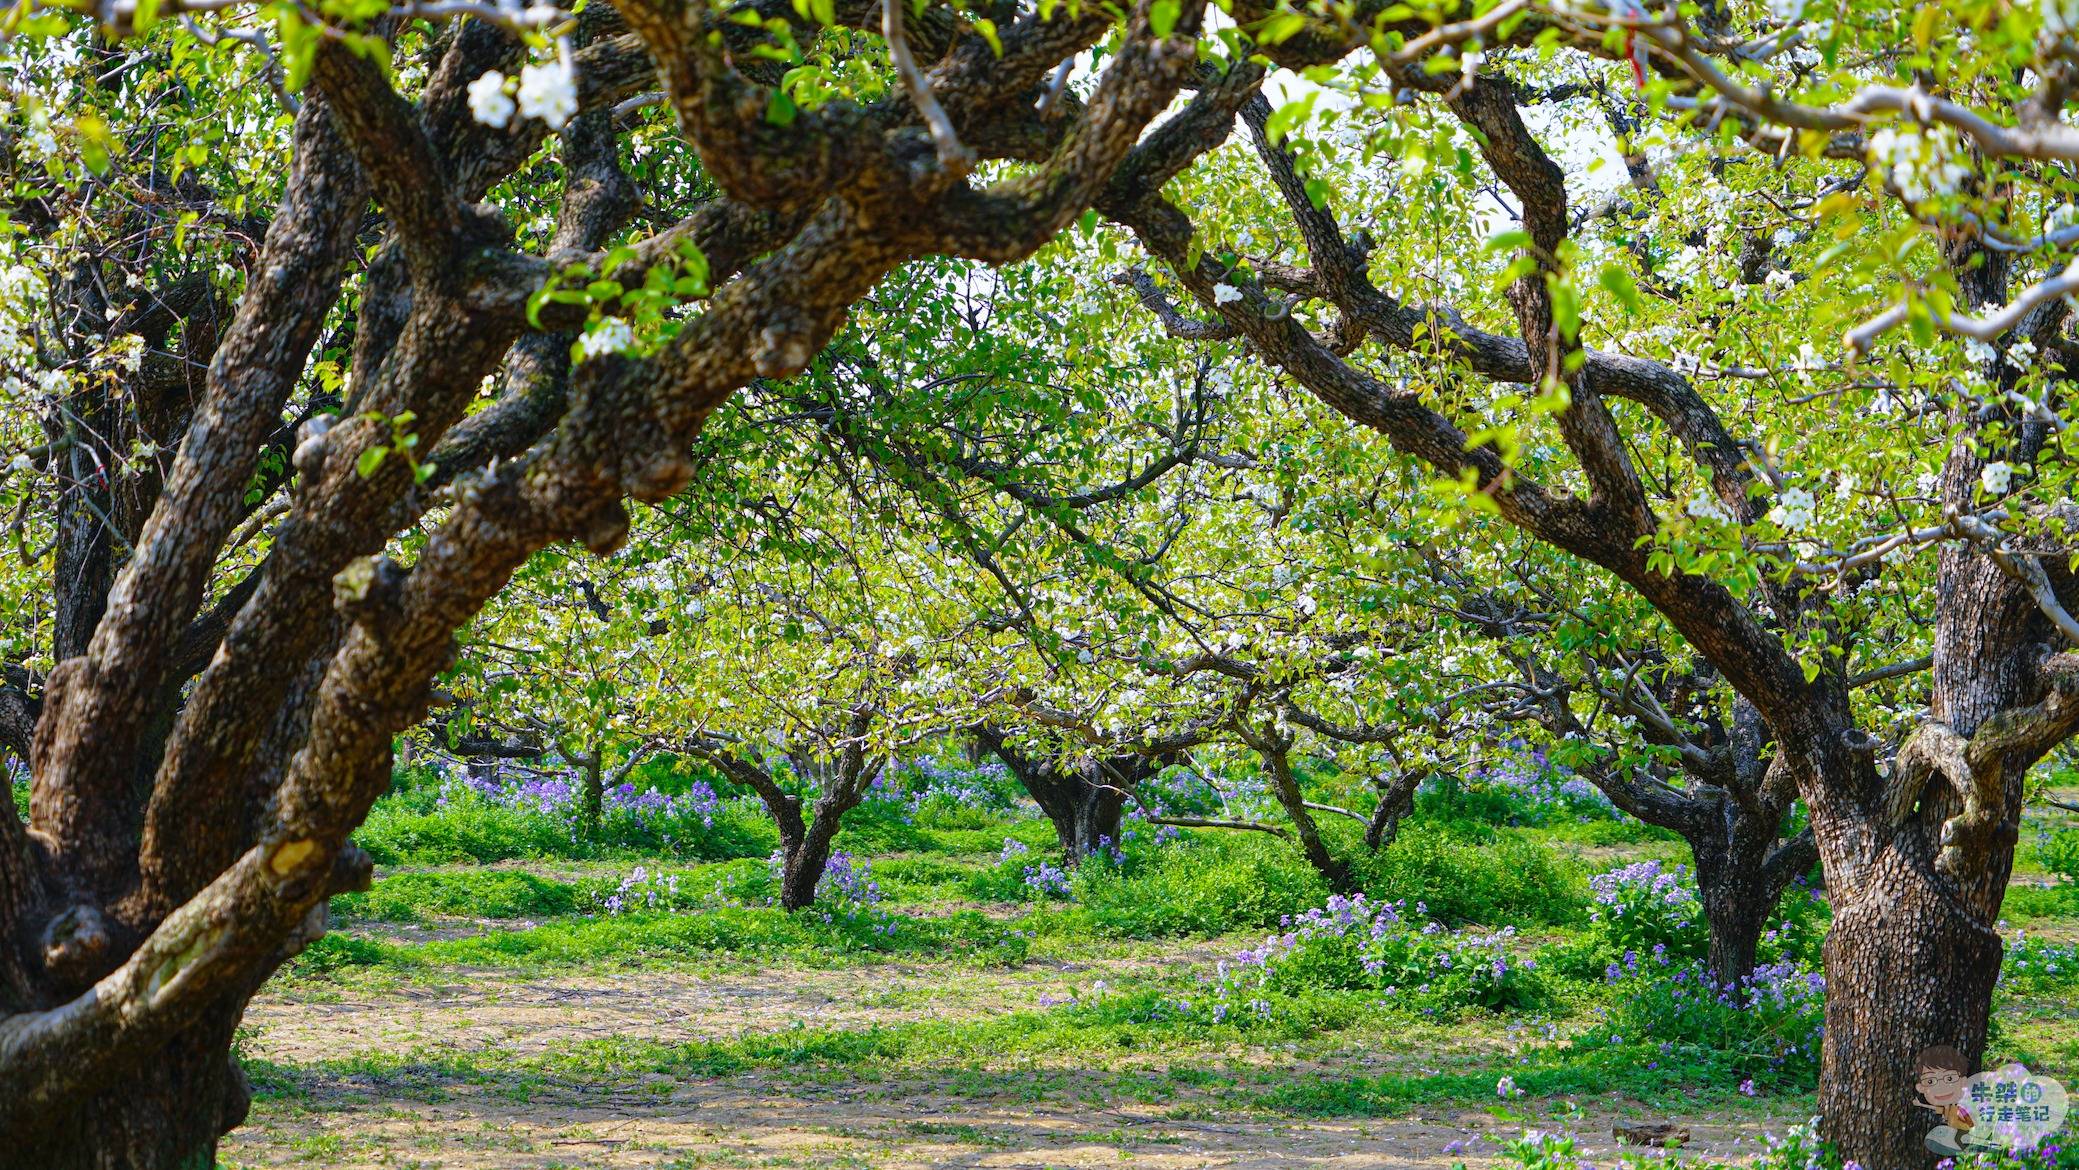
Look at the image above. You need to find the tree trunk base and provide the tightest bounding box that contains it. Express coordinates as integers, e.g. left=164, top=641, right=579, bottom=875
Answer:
left=7, top=1007, right=248, bottom=1170
left=1820, top=863, right=2003, bottom=1170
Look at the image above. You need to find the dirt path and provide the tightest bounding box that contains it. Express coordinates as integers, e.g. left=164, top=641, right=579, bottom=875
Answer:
left=231, top=958, right=1804, bottom=1169
left=223, top=1067, right=1807, bottom=1169
left=244, top=953, right=1220, bottom=1066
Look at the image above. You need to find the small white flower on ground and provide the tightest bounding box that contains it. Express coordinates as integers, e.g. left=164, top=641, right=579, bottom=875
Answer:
left=577, top=317, right=634, bottom=360
left=468, top=70, right=515, bottom=129
left=1981, top=461, right=2014, bottom=496
left=1213, top=282, right=1242, bottom=305
left=1768, top=486, right=1817, bottom=532
left=517, top=57, right=579, bottom=130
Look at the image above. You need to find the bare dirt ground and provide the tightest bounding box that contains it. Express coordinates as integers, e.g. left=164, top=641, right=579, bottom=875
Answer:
left=223, top=1064, right=1807, bottom=1169
left=226, top=962, right=1807, bottom=1169
left=241, top=952, right=1224, bottom=1064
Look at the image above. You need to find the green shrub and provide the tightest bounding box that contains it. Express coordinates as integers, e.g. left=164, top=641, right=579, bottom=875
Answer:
left=1352, top=823, right=1585, bottom=927
left=2002, top=883, right=2078, bottom=921
left=1072, top=832, right=1330, bottom=938
left=1584, top=859, right=1708, bottom=965
left=352, top=791, right=776, bottom=865
left=1198, top=892, right=1549, bottom=1020
left=1573, top=955, right=1825, bottom=1090
left=332, top=870, right=578, bottom=922
left=2001, top=933, right=2079, bottom=995
left=292, top=933, right=392, bottom=974
left=2037, top=827, right=2079, bottom=885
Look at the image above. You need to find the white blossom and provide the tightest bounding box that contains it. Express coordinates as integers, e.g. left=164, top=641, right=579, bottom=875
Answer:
left=1868, top=126, right=1971, bottom=204
left=1213, top=282, right=1243, bottom=305
left=1768, top=486, right=1817, bottom=532
left=517, top=56, right=578, bottom=130
left=1686, top=493, right=1731, bottom=524
left=1916, top=472, right=1940, bottom=496
left=1769, top=0, right=1805, bottom=21
left=577, top=316, right=634, bottom=360
left=1964, top=337, right=1999, bottom=365
left=1661, top=245, right=1703, bottom=286
left=468, top=70, right=515, bottom=129
left=1980, top=460, right=2013, bottom=496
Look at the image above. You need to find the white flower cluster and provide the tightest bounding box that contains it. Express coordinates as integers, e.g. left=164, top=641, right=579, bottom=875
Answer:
left=1980, top=460, right=2014, bottom=496
left=1685, top=493, right=1732, bottom=524
left=519, top=60, right=579, bottom=129
left=1213, top=282, right=1243, bottom=305
left=470, top=54, right=579, bottom=131
left=468, top=70, right=515, bottom=129
left=1768, top=485, right=1817, bottom=532
left=1867, top=125, right=1971, bottom=204
left=577, top=316, right=634, bottom=360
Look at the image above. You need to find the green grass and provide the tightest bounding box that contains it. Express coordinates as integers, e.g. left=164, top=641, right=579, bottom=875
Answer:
left=295, top=903, right=1029, bottom=976
left=2002, top=883, right=2078, bottom=921
left=232, top=763, right=2079, bottom=1170
left=332, top=870, right=579, bottom=922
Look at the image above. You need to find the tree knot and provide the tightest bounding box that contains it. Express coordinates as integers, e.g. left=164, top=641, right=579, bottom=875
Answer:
left=333, top=556, right=409, bottom=628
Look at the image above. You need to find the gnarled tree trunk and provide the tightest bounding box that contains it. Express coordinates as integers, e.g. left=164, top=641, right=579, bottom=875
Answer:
left=10, top=1001, right=251, bottom=1170
left=978, top=725, right=1175, bottom=863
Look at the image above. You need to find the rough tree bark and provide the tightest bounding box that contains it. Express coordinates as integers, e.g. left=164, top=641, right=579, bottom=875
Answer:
left=0, top=0, right=1206, bottom=1159
left=976, top=724, right=1173, bottom=862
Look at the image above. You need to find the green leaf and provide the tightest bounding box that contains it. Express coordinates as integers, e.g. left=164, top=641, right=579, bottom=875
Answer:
left=1598, top=263, right=1641, bottom=313
left=1256, top=10, right=1306, bottom=45
left=355, top=446, right=389, bottom=479
left=1149, top=0, right=1179, bottom=38
left=972, top=16, right=1004, bottom=55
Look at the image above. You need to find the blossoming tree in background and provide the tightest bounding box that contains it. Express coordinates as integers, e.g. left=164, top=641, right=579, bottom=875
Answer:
left=1106, top=2, right=2079, bottom=1163
left=0, top=0, right=1225, bottom=1155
